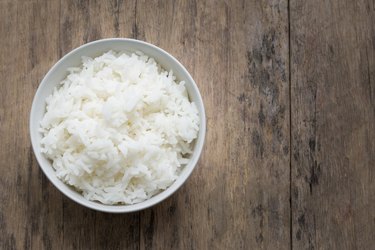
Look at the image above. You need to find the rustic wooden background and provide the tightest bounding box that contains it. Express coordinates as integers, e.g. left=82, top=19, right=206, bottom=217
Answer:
left=0, top=0, right=374, bottom=249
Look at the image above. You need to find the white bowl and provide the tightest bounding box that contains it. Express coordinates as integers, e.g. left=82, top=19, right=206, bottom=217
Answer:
left=30, top=38, right=206, bottom=213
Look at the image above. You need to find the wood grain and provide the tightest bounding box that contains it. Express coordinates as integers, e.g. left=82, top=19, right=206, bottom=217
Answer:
left=0, top=0, right=374, bottom=249
left=290, top=0, right=375, bottom=249
left=137, top=0, right=290, bottom=249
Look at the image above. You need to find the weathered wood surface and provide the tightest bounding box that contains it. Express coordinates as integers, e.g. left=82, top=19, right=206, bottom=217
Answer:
left=290, top=0, right=375, bottom=249
left=137, top=1, right=290, bottom=249
left=0, top=0, right=373, bottom=249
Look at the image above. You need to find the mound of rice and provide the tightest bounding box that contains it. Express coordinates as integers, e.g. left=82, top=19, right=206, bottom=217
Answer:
left=40, top=50, right=199, bottom=205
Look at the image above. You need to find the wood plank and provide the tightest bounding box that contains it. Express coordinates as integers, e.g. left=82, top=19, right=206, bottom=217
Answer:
left=290, top=0, right=375, bottom=249
left=137, top=1, right=290, bottom=249
left=0, top=0, right=140, bottom=249
left=0, top=1, right=62, bottom=249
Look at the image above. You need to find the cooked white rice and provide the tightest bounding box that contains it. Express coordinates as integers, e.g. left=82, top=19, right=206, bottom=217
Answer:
left=40, top=50, right=199, bottom=205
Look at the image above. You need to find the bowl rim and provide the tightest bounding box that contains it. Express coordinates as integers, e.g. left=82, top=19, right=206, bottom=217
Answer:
left=29, top=38, right=206, bottom=213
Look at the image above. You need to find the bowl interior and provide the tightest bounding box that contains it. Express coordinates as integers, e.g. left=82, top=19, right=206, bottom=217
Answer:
left=30, top=39, right=206, bottom=213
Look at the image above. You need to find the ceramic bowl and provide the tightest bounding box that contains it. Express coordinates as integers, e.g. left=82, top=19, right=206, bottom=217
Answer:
left=30, top=38, right=206, bottom=213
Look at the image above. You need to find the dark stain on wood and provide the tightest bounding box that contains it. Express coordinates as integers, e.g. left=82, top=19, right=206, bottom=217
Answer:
left=296, top=229, right=302, bottom=241
left=283, top=144, right=289, bottom=155
left=255, top=233, right=264, bottom=244
left=247, top=27, right=288, bottom=157
left=41, top=174, right=49, bottom=203
left=293, top=186, right=298, bottom=199
left=293, top=145, right=300, bottom=161
left=0, top=212, right=16, bottom=250
left=251, top=204, right=264, bottom=219
left=132, top=22, right=138, bottom=39
left=132, top=0, right=138, bottom=39
left=76, top=0, right=89, bottom=11
left=167, top=203, right=177, bottom=216
left=308, top=138, right=315, bottom=152
left=297, top=214, right=305, bottom=228
left=252, top=204, right=264, bottom=245
left=143, top=210, right=155, bottom=249
left=258, top=102, right=265, bottom=126
left=237, top=93, right=246, bottom=103
left=305, top=161, right=321, bottom=194
left=271, top=105, right=285, bottom=143
left=252, top=130, right=264, bottom=158
left=249, top=28, right=287, bottom=88
left=262, top=29, right=276, bottom=60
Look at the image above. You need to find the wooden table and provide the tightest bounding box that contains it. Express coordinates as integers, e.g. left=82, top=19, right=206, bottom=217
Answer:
left=1, top=0, right=374, bottom=249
